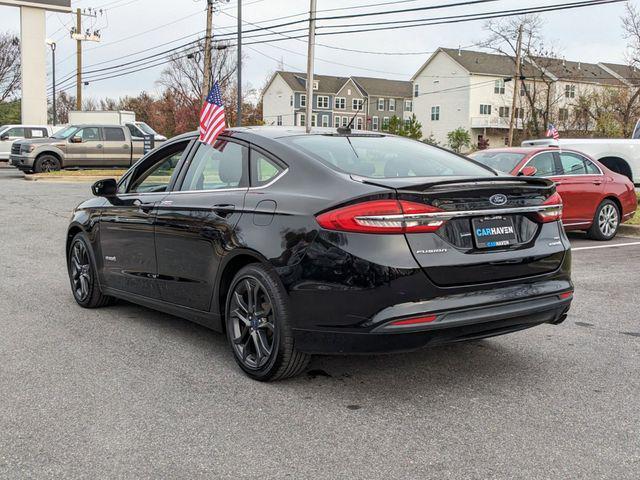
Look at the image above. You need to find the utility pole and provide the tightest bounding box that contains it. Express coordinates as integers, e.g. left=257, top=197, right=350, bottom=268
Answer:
left=508, top=24, right=523, bottom=147
left=46, top=40, right=57, bottom=125
left=305, top=0, right=317, bottom=134
left=237, top=0, right=242, bottom=127
left=76, top=8, right=82, bottom=110
left=203, top=0, right=214, bottom=98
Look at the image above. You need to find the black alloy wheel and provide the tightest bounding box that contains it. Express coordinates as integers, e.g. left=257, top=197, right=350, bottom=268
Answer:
left=67, top=233, right=113, bottom=308
left=225, top=264, right=310, bottom=381
left=35, top=155, right=61, bottom=173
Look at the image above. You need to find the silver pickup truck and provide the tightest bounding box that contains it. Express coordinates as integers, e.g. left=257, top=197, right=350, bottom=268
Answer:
left=10, top=124, right=160, bottom=173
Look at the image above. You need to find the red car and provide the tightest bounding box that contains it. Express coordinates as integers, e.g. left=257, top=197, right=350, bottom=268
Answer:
left=470, top=147, right=637, bottom=240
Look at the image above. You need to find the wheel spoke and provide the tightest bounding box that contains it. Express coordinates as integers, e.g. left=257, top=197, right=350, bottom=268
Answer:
left=256, top=330, right=272, bottom=357
left=244, top=280, right=255, bottom=311
left=232, top=309, right=250, bottom=327
left=234, top=291, right=249, bottom=313
left=258, top=321, right=274, bottom=332
left=255, top=302, right=272, bottom=318
left=80, top=275, right=89, bottom=298
left=233, top=326, right=250, bottom=345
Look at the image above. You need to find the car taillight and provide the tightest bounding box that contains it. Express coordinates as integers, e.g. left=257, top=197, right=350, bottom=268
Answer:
left=537, top=192, right=563, bottom=223
left=316, top=199, right=445, bottom=234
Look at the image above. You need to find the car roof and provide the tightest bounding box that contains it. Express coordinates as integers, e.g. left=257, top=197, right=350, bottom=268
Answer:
left=179, top=126, right=389, bottom=143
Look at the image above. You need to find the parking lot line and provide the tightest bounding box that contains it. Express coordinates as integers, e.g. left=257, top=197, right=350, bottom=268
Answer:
left=573, top=241, right=640, bottom=251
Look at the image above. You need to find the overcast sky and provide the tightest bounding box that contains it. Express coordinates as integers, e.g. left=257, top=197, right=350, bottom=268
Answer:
left=0, top=0, right=633, bottom=101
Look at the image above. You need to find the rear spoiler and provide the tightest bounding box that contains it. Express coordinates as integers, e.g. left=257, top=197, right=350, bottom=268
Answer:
left=352, top=175, right=554, bottom=191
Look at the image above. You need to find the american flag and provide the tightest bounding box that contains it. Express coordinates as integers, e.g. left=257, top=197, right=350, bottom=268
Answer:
left=199, top=81, right=226, bottom=145
left=546, top=123, right=560, bottom=140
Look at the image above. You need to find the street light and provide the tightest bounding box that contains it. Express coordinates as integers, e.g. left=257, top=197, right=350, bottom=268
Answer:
left=46, top=39, right=57, bottom=126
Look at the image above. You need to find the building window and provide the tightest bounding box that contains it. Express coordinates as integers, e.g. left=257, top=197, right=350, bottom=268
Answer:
left=372, top=116, right=379, bottom=131
left=504, top=137, right=509, bottom=146
left=404, top=117, right=411, bottom=129
left=299, top=113, right=306, bottom=127
left=300, top=94, right=306, bottom=107
left=317, top=95, right=329, bottom=108
left=290, top=95, right=293, bottom=106
left=311, top=114, right=317, bottom=127
left=405, top=100, right=412, bottom=112
left=356, top=117, right=363, bottom=130
left=378, top=98, right=385, bottom=110
left=313, top=80, right=319, bottom=90
left=479, top=104, right=492, bottom=115
left=342, top=117, right=349, bottom=127
left=515, top=107, right=524, bottom=119
left=389, top=99, right=396, bottom=112
left=431, top=106, right=440, bottom=121
left=494, top=79, right=506, bottom=94
left=335, top=97, right=346, bottom=110
left=353, top=98, right=364, bottom=111
left=565, top=84, right=576, bottom=98
left=520, top=84, right=528, bottom=97
left=559, top=108, right=569, bottom=121
left=277, top=115, right=282, bottom=126
left=499, top=106, right=510, bottom=118
left=334, top=115, right=340, bottom=128
left=414, top=84, right=419, bottom=98
left=382, top=117, right=390, bottom=131
left=322, top=115, right=329, bottom=127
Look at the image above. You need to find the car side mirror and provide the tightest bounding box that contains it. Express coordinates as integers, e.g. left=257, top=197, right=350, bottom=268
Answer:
left=70, top=136, right=83, bottom=144
left=92, top=178, right=118, bottom=197
left=519, top=166, right=538, bottom=177
left=0, top=135, right=8, bottom=141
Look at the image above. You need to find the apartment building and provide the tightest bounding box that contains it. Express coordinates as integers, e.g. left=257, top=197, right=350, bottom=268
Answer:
left=262, top=71, right=413, bottom=131
left=412, top=48, right=629, bottom=148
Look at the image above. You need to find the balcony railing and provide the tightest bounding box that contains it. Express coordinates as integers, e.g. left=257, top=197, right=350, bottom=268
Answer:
left=470, top=116, right=524, bottom=129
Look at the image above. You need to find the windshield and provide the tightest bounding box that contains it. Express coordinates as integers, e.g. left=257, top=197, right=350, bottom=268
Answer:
left=281, top=135, right=494, bottom=178
left=52, top=126, right=78, bottom=139
left=136, top=122, right=157, bottom=135
left=469, top=151, right=526, bottom=174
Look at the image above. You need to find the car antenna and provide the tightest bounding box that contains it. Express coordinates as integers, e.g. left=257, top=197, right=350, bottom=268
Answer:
left=337, top=101, right=363, bottom=135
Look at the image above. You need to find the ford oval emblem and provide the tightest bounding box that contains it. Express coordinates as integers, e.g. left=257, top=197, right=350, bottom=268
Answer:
left=490, top=194, right=508, bottom=206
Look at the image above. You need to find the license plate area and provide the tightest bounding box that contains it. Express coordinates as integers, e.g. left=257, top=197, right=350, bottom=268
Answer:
left=472, top=215, right=517, bottom=249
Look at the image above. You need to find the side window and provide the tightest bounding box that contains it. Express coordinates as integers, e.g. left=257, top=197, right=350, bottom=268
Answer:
left=5, top=127, right=25, bottom=138
left=126, top=124, right=140, bottom=138
left=559, top=152, right=587, bottom=175
left=104, top=127, right=126, bottom=142
left=584, top=159, right=601, bottom=175
left=28, top=128, right=46, bottom=139
left=125, top=143, right=189, bottom=194
left=252, top=150, right=284, bottom=187
left=180, top=140, right=247, bottom=191
left=75, top=127, right=101, bottom=142
left=528, top=152, right=559, bottom=177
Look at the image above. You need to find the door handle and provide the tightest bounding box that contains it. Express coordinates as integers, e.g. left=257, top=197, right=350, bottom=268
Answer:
left=96, top=144, right=103, bottom=149
left=123, top=144, right=130, bottom=149
left=212, top=204, right=235, bottom=218
left=133, top=199, right=155, bottom=213
left=593, top=181, right=602, bottom=185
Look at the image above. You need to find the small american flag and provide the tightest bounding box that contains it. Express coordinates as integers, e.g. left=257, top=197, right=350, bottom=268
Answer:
left=546, top=123, right=560, bottom=140
left=199, top=81, right=226, bottom=145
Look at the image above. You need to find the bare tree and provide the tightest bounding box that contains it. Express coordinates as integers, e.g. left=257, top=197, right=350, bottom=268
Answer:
left=0, top=32, right=21, bottom=102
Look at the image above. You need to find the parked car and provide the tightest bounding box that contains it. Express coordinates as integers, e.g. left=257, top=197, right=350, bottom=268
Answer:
left=10, top=124, right=162, bottom=173
left=0, top=125, right=54, bottom=161
left=470, top=147, right=637, bottom=240
left=68, top=111, right=167, bottom=142
left=521, top=138, right=640, bottom=186
left=66, top=127, right=573, bottom=381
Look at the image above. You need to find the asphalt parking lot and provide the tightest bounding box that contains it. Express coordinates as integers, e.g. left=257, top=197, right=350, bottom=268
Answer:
left=0, top=164, right=639, bottom=479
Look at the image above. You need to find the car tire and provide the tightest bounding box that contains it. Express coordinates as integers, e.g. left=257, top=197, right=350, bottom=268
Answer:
left=67, top=232, right=114, bottom=308
left=225, top=264, right=310, bottom=381
left=34, top=154, right=61, bottom=173
left=587, top=199, right=620, bottom=241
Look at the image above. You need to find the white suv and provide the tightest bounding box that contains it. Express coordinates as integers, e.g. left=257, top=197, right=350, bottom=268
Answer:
left=0, top=125, right=54, bottom=161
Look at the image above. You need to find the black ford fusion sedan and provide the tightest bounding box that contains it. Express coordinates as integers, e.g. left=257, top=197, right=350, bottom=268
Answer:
left=66, top=127, right=573, bottom=381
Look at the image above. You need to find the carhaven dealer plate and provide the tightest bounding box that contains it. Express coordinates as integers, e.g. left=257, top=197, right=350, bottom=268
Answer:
left=472, top=216, right=517, bottom=249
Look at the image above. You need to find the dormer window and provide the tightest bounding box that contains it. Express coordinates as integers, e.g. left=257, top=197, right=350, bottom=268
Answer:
left=313, top=81, right=319, bottom=90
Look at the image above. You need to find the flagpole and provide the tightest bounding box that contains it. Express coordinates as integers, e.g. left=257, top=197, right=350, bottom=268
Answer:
left=305, top=0, right=317, bottom=134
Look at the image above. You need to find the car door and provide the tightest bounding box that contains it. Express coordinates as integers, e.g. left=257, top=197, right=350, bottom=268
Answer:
left=67, top=127, right=104, bottom=167
left=102, top=127, right=132, bottom=167
left=0, top=127, right=26, bottom=158
left=154, top=138, right=249, bottom=311
left=555, top=151, right=605, bottom=225
left=98, top=140, right=189, bottom=299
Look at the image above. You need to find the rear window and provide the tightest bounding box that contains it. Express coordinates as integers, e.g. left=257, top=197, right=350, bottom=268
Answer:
left=470, top=151, right=526, bottom=174
left=281, top=135, right=494, bottom=178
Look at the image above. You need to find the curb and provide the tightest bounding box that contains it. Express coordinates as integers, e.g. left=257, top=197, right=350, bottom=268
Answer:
left=619, top=224, right=640, bottom=237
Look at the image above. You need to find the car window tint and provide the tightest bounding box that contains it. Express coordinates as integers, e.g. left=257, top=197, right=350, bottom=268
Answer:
left=104, top=128, right=126, bottom=142
left=76, top=127, right=101, bottom=142
left=253, top=151, right=283, bottom=186
left=281, top=135, right=493, bottom=178
left=129, top=152, right=182, bottom=193
left=584, top=159, right=601, bottom=175
left=5, top=127, right=25, bottom=137
left=470, top=152, right=526, bottom=174
left=527, top=152, right=558, bottom=177
left=559, top=153, right=587, bottom=175
left=181, top=140, right=246, bottom=191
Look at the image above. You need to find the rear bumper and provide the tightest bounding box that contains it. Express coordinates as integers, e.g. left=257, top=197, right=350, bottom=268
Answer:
left=293, top=284, right=572, bottom=354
